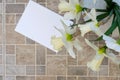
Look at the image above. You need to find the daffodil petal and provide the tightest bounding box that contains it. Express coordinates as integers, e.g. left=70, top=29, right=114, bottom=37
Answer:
left=69, top=0, right=79, bottom=6
left=85, top=39, right=98, bottom=51
left=85, top=8, right=97, bottom=22
left=90, top=23, right=103, bottom=36
left=51, top=36, right=64, bottom=51
left=104, top=53, right=120, bottom=64
left=87, top=53, right=104, bottom=71
left=73, top=38, right=82, bottom=51
left=65, top=42, right=76, bottom=58
left=64, top=12, right=76, bottom=20
left=78, top=24, right=91, bottom=37
left=103, top=35, right=116, bottom=42
left=58, top=0, right=71, bottom=13
left=61, top=20, right=76, bottom=34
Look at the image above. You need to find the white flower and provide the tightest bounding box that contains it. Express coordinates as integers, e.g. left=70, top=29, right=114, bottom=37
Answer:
left=55, top=20, right=82, bottom=58
left=78, top=8, right=103, bottom=37
left=58, top=0, right=82, bottom=22
left=85, top=39, right=120, bottom=71
left=103, top=35, right=120, bottom=52
left=113, top=0, right=120, bottom=6
left=51, top=36, right=64, bottom=51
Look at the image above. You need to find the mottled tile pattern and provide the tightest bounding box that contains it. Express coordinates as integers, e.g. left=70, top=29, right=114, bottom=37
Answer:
left=6, top=4, right=25, bottom=13
left=0, top=0, right=118, bottom=80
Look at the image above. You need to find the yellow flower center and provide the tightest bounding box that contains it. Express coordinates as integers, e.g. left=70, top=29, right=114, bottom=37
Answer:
left=75, top=4, right=82, bottom=13
left=95, top=23, right=100, bottom=27
left=65, top=33, right=73, bottom=41
left=98, top=46, right=107, bottom=54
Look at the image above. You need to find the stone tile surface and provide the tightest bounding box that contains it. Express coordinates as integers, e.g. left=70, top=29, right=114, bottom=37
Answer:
left=47, top=56, right=66, bottom=75
left=6, top=4, right=25, bottom=13
left=6, top=25, right=25, bottom=44
left=16, top=45, right=35, bottom=65
left=0, top=0, right=119, bottom=80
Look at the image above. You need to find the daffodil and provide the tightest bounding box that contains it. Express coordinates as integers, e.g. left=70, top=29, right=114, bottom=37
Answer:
left=78, top=8, right=103, bottom=37
left=85, top=39, right=120, bottom=71
left=103, top=35, right=120, bottom=52
left=58, top=0, right=83, bottom=23
left=51, top=36, right=64, bottom=51
left=54, top=20, right=82, bottom=58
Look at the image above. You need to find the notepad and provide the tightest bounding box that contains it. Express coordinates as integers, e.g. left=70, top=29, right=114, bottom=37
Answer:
left=15, top=0, right=72, bottom=52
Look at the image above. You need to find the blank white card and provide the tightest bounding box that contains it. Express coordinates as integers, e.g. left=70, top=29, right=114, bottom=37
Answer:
left=15, top=0, right=72, bottom=52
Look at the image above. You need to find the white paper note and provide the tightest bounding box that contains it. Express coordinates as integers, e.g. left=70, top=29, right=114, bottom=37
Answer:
left=15, top=0, right=72, bottom=52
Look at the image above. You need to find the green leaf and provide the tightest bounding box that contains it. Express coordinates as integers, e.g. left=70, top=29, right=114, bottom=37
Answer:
left=104, top=0, right=112, bottom=7
left=97, top=12, right=109, bottom=21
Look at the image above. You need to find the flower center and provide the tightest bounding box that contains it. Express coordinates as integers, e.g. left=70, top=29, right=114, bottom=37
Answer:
left=75, top=4, right=82, bottom=13
left=116, top=39, right=120, bottom=45
left=65, top=33, right=73, bottom=41
left=95, top=23, right=100, bottom=27
left=98, top=46, right=107, bottom=54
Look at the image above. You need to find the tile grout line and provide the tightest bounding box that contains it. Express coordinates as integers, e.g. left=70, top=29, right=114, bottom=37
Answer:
left=3, top=0, right=6, bottom=79
left=1, top=1, right=4, bottom=80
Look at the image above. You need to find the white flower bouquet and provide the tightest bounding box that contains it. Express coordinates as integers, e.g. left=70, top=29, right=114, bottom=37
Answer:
left=51, top=0, right=120, bottom=71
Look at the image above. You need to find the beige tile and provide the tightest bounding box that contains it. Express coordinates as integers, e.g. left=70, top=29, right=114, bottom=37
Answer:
left=0, top=76, right=3, bottom=80
left=99, top=77, right=118, bottom=80
left=0, top=4, right=2, bottom=13
left=78, top=77, right=97, bottom=80
left=47, top=0, right=59, bottom=13
left=109, top=61, right=120, bottom=76
left=57, top=76, right=66, bottom=80
left=37, top=0, right=46, bottom=3
left=26, top=66, right=35, bottom=75
left=88, top=69, right=99, bottom=77
left=78, top=45, right=95, bottom=65
left=0, top=45, right=2, bottom=54
left=16, top=0, right=28, bottom=3
left=0, top=25, right=2, bottom=44
left=6, top=66, right=26, bottom=75
left=0, top=65, right=3, bottom=74
left=36, top=66, right=45, bottom=75
left=47, top=48, right=56, bottom=55
left=16, top=76, right=35, bottom=80
left=6, top=45, right=15, bottom=54
left=6, top=14, right=15, bottom=24
left=56, top=48, right=66, bottom=56
left=6, top=0, right=15, bottom=3
left=47, top=56, right=66, bottom=75
left=67, top=66, right=87, bottom=76
left=16, top=45, right=35, bottom=65
left=6, top=4, right=25, bottom=13
left=67, top=56, right=77, bottom=65
left=16, top=14, right=22, bottom=24
left=36, top=76, right=56, bottom=80
left=26, top=37, right=35, bottom=44
left=101, top=57, right=108, bottom=65
left=6, top=25, right=25, bottom=44
left=99, top=65, right=108, bottom=76
left=77, top=37, right=96, bottom=65
left=0, top=14, right=2, bottom=23
left=6, top=55, right=15, bottom=64
left=0, top=0, right=2, bottom=3
left=67, top=77, right=77, bottom=80
left=36, top=44, right=45, bottom=65
left=0, top=55, right=2, bottom=64
left=6, top=76, right=15, bottom=80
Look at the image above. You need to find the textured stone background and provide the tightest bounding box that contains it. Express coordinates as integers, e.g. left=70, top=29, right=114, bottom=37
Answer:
left=0, top=0, right=120, bottom=80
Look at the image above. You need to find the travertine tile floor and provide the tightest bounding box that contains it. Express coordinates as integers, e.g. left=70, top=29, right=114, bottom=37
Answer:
left=0, top=0, right=120, bottom=80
